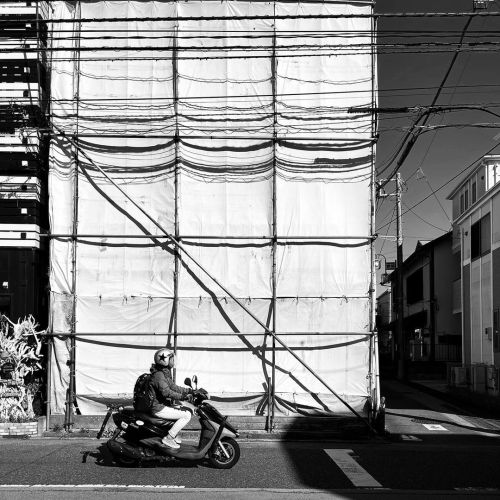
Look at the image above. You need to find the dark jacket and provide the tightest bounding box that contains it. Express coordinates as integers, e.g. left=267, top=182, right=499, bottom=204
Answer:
left=150, top=366, right=190, bottom=414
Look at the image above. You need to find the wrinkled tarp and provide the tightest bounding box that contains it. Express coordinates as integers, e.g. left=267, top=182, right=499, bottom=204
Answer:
left=48, top=0, right=376, bottom=415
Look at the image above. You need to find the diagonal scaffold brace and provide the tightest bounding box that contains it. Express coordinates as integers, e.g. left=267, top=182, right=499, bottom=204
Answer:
left=52, top=123, right=378, bottom=436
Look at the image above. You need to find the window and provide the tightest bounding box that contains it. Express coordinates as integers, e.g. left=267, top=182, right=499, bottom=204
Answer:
left=481, top=213, right=491, bottom=254
left=486, top=162, right=500, bottom=191
left=460, top=194, right=464, bottom=214
left=465, top=189, right=469, bottom=209
left=471, top=220, right=480, bottom=258
left=406, top=268, right=424, bottom=305
left=472, top=181, right=477, bottom=203
left=471, top=213, right=491, bottom=259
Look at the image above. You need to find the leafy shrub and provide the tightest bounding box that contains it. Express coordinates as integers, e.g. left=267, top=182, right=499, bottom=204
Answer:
left=0, top=315, right=45, bottom=420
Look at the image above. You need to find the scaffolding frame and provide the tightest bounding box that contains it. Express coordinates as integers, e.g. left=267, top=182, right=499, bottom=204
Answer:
left=45, top=1, right=380, bottom=435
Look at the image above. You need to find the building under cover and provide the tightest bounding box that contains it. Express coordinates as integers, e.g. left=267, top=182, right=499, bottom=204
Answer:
left=43, top=0, right=379, bottom=427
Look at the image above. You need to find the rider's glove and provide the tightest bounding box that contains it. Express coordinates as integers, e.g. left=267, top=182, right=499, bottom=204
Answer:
left=184, top=393, right=194, bottom=403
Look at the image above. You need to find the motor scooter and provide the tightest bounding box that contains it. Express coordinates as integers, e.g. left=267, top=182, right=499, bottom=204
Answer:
left=97, top=376, right=240, bottom=469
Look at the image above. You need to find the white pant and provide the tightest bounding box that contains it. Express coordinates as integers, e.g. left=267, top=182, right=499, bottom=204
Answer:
left=154, top=406, right=191, bottom=438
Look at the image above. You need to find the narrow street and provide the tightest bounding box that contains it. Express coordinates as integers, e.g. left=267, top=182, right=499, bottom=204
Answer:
left=0, top=380, right=499, bottom=499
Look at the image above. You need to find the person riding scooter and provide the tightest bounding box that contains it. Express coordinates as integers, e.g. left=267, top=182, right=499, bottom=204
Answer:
left=150, top=348, right=193, bottom=449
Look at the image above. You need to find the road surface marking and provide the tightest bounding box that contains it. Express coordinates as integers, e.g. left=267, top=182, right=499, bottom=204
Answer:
left=422, top=424, right=448, bottom=431
left=443, top=413, right=500, bottom=437
left=401, top=434, right=422, bottom=441
left=324, top=449, right=383, bottom=488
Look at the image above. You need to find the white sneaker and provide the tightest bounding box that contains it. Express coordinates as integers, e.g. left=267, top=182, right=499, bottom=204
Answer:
left=173, top=435, right=182, bottom=445
left=162, top=435, right=180, bottom=449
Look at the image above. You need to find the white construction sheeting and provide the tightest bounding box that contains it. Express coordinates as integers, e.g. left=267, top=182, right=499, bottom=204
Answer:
left=48, top=1, right=376, bottom=416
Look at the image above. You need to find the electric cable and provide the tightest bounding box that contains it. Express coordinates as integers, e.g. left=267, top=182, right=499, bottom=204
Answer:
left=402, top=201, right=450, bottom=232
left=376, top=5, right=485, bottom=183
left=376, top=141, right=500, bottom=233
left=7, top=11, right=500, bottom=24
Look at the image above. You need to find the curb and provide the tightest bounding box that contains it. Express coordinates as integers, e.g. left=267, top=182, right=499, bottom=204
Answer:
left=40, top=428, right=375, bottom=442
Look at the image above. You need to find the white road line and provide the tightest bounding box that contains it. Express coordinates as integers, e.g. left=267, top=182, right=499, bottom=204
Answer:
left=324, top=449, right=383, bottom=488
left=0, top=485, right=185, bottom=489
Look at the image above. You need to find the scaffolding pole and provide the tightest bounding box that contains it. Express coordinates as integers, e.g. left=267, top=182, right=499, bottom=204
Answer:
left=64, top=1, right=81, bottom=432
left=43, top=234, right=374, bottom=240
left=40, top=331, right=373, bottom=337
left=172, top=10, right=180, bottom=381
left=269, top=3, right=278, bottom=433
left=368, top=5, right=380, bottom=419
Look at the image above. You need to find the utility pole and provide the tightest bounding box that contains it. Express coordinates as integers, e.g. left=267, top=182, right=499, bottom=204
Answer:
left=395, top=173, right=405, bottom=380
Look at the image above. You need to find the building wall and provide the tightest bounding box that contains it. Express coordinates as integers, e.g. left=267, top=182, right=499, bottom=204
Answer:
left=0, top=1, right=49, bottom=326
left=451, top=160, right=500, bottom=367
left=434, top=236, right=458, bottom=339
left=388, top=233, right=459, bottom=363
left=377, top=290, right=392, bottom=326
left=403, top=253, right=430, bottom=321
left=376, top=289, right=392, bottom=357
left=493, top=247, right=500, bottom=366
left=463, top=263, right=471, bottom=365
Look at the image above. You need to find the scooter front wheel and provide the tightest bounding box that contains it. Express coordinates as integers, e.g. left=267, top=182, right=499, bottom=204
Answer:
left=208, top=437, right=240, bottom=469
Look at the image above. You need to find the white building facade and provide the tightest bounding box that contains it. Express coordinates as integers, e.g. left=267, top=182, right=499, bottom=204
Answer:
left=448, top=155, right=500, bottom=392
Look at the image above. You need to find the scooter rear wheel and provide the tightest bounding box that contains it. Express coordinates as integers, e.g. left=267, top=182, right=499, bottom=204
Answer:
left=208, top=437, right=240, bottom=469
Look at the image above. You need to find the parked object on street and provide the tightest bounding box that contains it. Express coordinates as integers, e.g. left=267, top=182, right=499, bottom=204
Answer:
left=98, top=377, right=240, bottom=469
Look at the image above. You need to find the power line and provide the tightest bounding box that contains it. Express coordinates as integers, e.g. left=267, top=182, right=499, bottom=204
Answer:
left=11, top=47, right=500, bottom=63
left=7, top=12, right=500, bottom=24
left=25, top=29, right=500, bottom=36
left=4, top=86, right=500, bottom=104
left=403, top=201, right=449, bottom=232
left=5, top=41, right=500, bottom=54
left=376, top=142, right=500, bottom=233
left=377, top=10, right=477, bottom=184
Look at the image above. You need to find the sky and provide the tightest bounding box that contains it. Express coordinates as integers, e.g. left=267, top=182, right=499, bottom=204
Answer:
left=373, top=0, right=500, bottom=272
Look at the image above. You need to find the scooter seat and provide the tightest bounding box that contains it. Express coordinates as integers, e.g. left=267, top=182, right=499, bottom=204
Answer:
left=121, top=406, right=174, bottom=428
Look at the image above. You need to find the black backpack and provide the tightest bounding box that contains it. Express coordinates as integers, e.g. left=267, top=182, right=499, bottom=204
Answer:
left=133, top=373, right=155, bottom=412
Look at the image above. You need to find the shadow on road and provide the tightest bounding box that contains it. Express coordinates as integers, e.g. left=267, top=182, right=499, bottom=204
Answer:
left=82, top=443, right=211, bottom=469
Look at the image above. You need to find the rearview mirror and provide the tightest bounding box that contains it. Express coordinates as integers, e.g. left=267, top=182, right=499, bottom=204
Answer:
left=184, top=377, right=192, bottom=387
left=192, top=375, right=198, bottom=390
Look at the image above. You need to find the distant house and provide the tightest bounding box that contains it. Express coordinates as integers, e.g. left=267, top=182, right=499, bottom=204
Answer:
left=447, top=155, right=500, bottom=393
left=377, top=232, right=461, bottom=370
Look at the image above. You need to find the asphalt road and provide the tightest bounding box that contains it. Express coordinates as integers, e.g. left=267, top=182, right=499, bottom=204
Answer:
left=0, top=380, right=499, bottom=499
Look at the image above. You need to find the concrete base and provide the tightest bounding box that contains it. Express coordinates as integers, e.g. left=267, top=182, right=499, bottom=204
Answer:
left=44, top=413, right=372, bottom=440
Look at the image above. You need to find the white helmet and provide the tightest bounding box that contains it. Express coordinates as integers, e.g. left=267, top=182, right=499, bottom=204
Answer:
left=154, top=348, right=174, bottom=367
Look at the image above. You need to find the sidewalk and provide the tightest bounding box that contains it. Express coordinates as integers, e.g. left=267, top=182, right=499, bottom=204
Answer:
left=404, top=378, right=500, bottom=418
